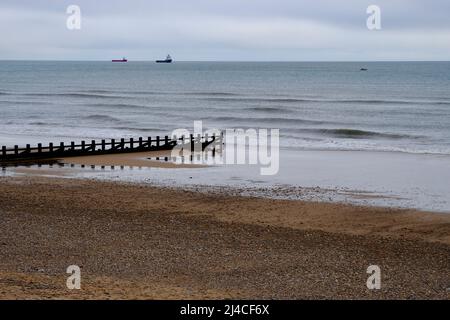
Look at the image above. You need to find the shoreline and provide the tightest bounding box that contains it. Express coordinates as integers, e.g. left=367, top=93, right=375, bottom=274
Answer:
left=6, top=164, right=450, bottom=214
left=0, top=175, right=449, bottom=299
left=4, top=147, right=450, bottom=213
left=3, top=148, right=450, bottom=215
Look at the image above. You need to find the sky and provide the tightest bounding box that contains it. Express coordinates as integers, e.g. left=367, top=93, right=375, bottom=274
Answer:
left=0, top=0, right=449, bottom=61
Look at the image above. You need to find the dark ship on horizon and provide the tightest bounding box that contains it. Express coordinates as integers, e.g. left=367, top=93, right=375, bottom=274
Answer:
left=156, top=54, right=172, bottom=63
left=112, top=57, right=127, bottom=62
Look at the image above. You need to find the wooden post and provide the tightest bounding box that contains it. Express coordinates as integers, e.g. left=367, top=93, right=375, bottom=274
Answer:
left=181, top=135, right=185, bottom=153
left=14, top=145, right=18, bottom=156
left=49, top=143, right=53, bottom=153
left=101, top=140, right=106, bottom=151
left=1, top=146, right=6, bottom=158
left=26, top=144, right=30, bottom=153
left=111, top=139, right=115, bottom=150
left=197, top=134, right=201, bottom=153
left=212, top=134, right=216, bottom=157
left=81, top=141, right=86, bottom=151
left=120, top=138, right=125, bottom=150
left=164, top=136, right=169, bottom=146
left=173, top=135, right=177, bottom=153
left=147, top=137, right=152, bottom=149
left=139, top=137, right=143, bottom=148
left=71, top=141, right=75, bottom=151
left=91, top=140, right=96, bottom=152
left=60, top=142, right=65, bottom=152
left=130, top=138, right=134, bottom=150
left=190, top=134, right=194, bottom=153
left=156, top=136, right=160, bottom=148
left=38, top=143, right=42, bottom=154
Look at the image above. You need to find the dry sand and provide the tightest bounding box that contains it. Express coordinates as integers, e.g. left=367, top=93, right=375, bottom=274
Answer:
left=0, top=175, right=448, bottom=299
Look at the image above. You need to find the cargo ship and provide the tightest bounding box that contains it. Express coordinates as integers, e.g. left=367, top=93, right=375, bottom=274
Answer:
left=156, top=54, right=172, bottom=63
left=112, top=57, right=128, bottom=62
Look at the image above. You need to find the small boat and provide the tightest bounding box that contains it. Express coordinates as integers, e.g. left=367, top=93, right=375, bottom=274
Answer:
left=360, top=68, right=368, bottom=71
left=156, top=54, right=172, bottom=63
left=112, top=57, right=128, bottom=62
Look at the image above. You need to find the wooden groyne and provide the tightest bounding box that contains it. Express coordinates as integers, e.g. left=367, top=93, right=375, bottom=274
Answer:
left=0, top=134, right=217, bottom=164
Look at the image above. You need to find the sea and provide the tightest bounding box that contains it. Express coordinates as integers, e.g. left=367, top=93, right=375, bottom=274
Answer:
left=1, top=61, right=450, bottom=211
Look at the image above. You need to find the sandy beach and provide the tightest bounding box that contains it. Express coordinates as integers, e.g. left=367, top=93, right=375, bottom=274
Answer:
left=0, top=174, right=448, bottom=299
left=2, top=1, right=450, bottom=305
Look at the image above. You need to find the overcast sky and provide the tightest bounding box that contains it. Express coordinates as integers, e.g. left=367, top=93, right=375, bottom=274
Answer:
left=0, top=0, right=449, bottom=61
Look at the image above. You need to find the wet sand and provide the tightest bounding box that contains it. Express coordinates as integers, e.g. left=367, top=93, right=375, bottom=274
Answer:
left=61, top=150, right=205, bottom=168
left=0, top=175, right=448, bottom=299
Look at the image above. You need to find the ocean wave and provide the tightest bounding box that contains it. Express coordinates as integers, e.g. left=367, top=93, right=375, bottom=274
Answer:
left=86, top=103, right=151, bottom=110
left=60, top=93, right=126, bottom=99
left=29, top=121, right=52, bottom=126
left=291, top=128, right=419, bottom=140
left=81, top=91, right=241, bottom=97
left=79, top=89, right=164, bottom=96
left=320, top=128, right=409, bottom=139
left=246, top=106, right=294, bottom=113
left=184, top=92, right=240, bottom=97
left=204, top=97, right=312, bottom=103
left=79, top=89, right=230, bottom=97
left=202, top=96, right=450, bottom=106
left=12, top=90, right=450, bottom=107
left=338, top=99, right=450, bottom=106
left=205, top=116, right=328, bottom=125
left=83, top=114, right=122, bottom=122
left=285, top=143, right=450, bottom=156
left=78, top=89, right=120, bottom=94
left=112, top=126, right=164, bottom=132
left=0, top=100, right=48, bottom=105
left=19, top=92, right=127, bottom=99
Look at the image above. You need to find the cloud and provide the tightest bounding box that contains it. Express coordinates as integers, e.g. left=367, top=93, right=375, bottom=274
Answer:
left=0, top=0, right=449, bottom=60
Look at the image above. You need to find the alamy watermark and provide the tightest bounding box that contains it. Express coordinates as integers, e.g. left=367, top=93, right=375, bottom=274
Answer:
left=66, top=265, right=81, bottom=290
left=367, top=5, right=381, bottom=30
left=366, top=265, right=381, bottom=290
left=170, top=121, right=279, bottom=176
left=66, top=5, right=81, bottom=30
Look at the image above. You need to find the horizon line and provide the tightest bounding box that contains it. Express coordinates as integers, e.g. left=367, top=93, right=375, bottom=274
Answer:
left=1, top=59, right=450, bottom=63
